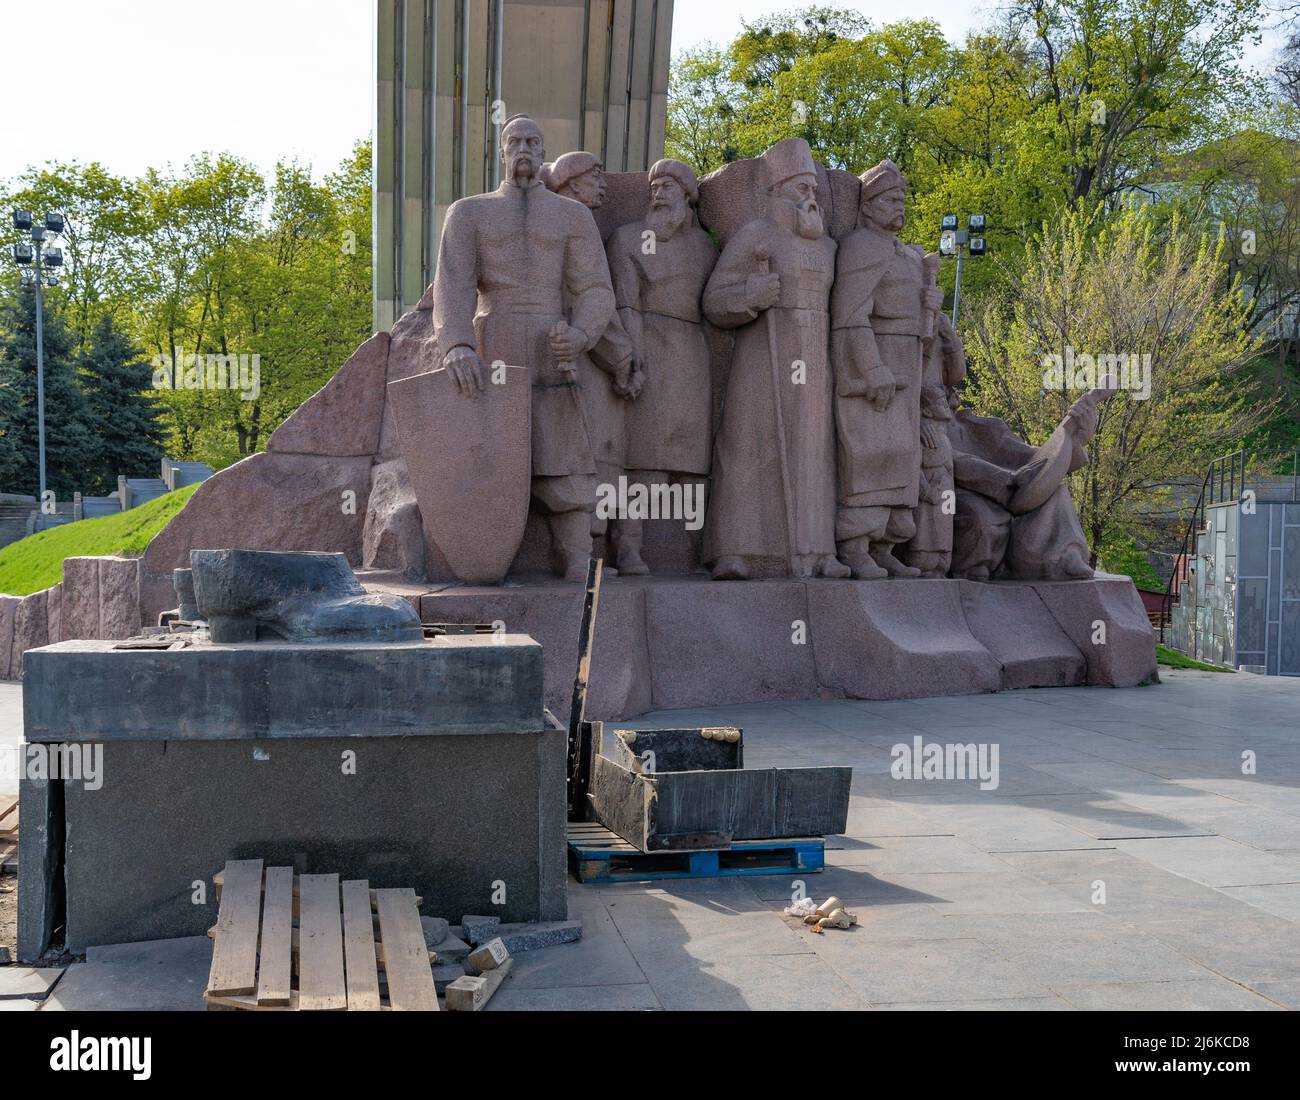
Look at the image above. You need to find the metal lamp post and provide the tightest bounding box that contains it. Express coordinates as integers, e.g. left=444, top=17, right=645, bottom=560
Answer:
left=938, top=212, right=987, bottom=327
left=9, top=209, right=65, bottom=522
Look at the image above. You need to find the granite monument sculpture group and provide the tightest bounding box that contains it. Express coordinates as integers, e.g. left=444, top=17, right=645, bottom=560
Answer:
left=414, top=115, right=1108, bottom=587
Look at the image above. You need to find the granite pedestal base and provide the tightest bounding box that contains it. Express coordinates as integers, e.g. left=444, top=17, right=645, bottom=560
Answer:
left=414, top=573, right=1157, bottom=721
left=18, top=635, right=562, bottom=961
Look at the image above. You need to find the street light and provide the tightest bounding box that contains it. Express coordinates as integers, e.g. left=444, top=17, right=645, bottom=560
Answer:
left=937, top=211, right=988, bottom=326
left=8, top=207, right=67, bottom=521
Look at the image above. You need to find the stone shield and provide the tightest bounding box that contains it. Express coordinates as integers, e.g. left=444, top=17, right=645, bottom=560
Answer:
left=388, top=365, right=531, bottom=583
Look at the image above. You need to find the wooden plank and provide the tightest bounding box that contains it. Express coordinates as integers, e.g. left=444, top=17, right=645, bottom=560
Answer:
left=206, top=859, right=263, bottom=997
left=0, top=796, right=17, bottom=827
left=255, top=866, right=294, bottom=1007
left=341, top=879, right=382, bottom=1012
left=212, top=870, right=419, bottom=910
left=297, top=873, right=347, bottom=1011
left=374, top=888, right=437, bottom=1011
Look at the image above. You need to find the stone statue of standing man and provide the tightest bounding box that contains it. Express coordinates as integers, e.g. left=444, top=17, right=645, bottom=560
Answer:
left=602, top=159, right=718, bottom=575
left=702, top=138, right=849, bottom=581
left=830, top=159, right=943, bottom=579
left=430, top=114, right=615, bottom=581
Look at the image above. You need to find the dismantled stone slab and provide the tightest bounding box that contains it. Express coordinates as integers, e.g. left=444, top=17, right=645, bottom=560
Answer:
left=431, top=962, right=467, bottom=994
left=461, top=915, right=501, bottom=946
left=420, top=916, right=450, bottom=948
left=493, top=921, right=583, bottom=953
left=432, top=934, right=472, bottom=963
left=60, top=558, right=100, bottom=642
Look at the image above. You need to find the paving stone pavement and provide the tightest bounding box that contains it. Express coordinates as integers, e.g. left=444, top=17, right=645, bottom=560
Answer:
left=2, top=669, right=1298, bottom=1010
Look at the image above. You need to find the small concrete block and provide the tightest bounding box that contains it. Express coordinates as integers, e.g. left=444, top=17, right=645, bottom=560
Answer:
left=467, top=937, right=510, bottom=974
left=495, top=921, right=583, bottom=953
left=445, top=973, right=488, bottom=1011
left=461, top=914, right=501, bottom=946
left=0, top=946, right=11, bottom=964
left=0, top=966, right=64, bottom=999
left=445, top=957, right=512, bottom=1011
left=421, top=915, right=450, bottom=948
left=432, top=933, right=471, bottom=963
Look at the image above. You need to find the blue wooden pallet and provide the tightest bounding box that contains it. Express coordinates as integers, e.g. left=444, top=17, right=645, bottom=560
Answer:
left=568, top=823, right=825, bottom=883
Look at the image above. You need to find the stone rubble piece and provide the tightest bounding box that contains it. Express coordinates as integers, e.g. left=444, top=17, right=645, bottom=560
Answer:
left=431, top=933, right=472, bottom=964
left=460, top=914, right=501, bottom=946
left=420, top=915, right=450, bottom=948
left=493, top=920, right=583, bottom=954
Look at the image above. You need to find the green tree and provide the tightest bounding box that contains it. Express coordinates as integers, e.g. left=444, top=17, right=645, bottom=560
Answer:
left=0, top=285, right=95, bottom=500
left=962, top=203, right=1268, bottom=561
left=78, top=313, right=167, bottom=494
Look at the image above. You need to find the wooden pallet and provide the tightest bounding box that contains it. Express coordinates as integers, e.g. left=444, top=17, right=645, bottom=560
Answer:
left=203, top=860, right=438, bottom=1011
left=0, top=796, right=16, bottom=874
left=568, top=823, right=825, bottom=884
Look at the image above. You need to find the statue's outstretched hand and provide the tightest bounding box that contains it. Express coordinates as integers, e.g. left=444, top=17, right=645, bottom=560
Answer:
left=443, top=345, right=485, bottom=397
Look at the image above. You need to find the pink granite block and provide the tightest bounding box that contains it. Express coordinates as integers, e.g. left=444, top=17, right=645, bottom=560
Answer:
left=958, top=580, right=1087, bottom=690
left=1031, top=573, right=1158, bottom=687
left=643, top=578, right=819, bottom=710
left=808, top=579, right=1002, bottom=700
left=267, top=332, right=389, bottom=457
left=11, top=587, right=50, bottom=678
left=61, top=557, right=102, bottom=641
left=97, top=557, right=142, bottom=640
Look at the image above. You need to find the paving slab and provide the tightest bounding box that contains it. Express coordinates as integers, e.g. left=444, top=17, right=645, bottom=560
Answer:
left=1053, top=979, right=1283, bottom=1011
left=41, top=936, right=209, bottom=1011
left=0, top=966, right=64, bottom=999
left=1112, top=836, right=1300, bottom=888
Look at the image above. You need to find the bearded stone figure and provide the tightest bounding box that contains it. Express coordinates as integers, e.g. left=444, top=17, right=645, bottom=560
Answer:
left=602, top=158, right=718, bottom=575
left=701, top=138, right=849, bottom=581
left=430, top=115, right=615, bottom=581
left=830, top=159, right=944, bottom=580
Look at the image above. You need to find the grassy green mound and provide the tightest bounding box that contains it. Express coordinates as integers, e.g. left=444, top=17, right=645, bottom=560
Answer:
left=1155, top=644, right=1235, bottom=673
left=0, top=483, right=199, bottom=597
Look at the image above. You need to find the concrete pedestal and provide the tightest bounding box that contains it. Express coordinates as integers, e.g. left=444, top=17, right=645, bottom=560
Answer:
left=18, top=635, right=563, bottom=961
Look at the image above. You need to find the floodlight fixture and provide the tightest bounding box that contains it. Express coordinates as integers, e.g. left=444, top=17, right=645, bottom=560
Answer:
left=967, top=213, right=986, bottom=232
left=12, top=209, right=32, bottom=231
left=969, top=236, right=986, bottom=256
left=939, top=230, right=958, bottom=256
left=940, top=213, right=958, bottom=231
left=44, top=212, right=65, bottom=234
left=43, top=246, right=63, bottom=267
left=12, top=242, right=33, bottom=264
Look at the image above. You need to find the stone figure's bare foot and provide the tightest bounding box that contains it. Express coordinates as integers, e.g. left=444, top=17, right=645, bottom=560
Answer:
left=871, top=548, right=922, bottom=578
left=712, top=556, right=750, bottom=580
left=849, top=559, right=888, bottom=580
left=817, top=555, right=851, bottom=579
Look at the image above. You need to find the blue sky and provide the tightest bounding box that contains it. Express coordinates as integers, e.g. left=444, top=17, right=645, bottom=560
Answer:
left=0, top=0, right=1288, bottom=185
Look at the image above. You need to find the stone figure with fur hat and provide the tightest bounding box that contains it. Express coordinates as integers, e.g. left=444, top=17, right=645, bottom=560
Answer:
left=829, top=158, right=944, bottom=580
left=702, top=137, right=849, bottom=580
